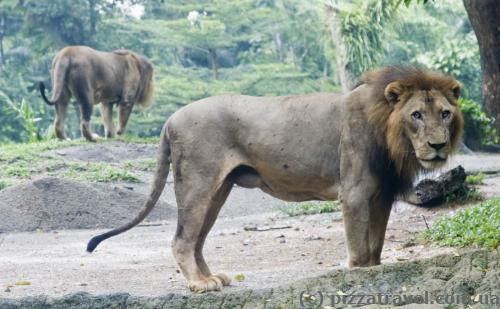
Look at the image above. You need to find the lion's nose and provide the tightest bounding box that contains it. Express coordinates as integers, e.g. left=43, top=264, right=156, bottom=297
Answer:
left=428, top=142, right=446, bottom=150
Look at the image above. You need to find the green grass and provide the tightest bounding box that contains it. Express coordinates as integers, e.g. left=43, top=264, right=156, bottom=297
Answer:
left=422, top=198, right=500, bottom=249
left=117, top=134, right=160, bottom=144
left=60, top=162, right=141, bottom=183
left=465, top=172, right=485, bottom=185
left=0, top=139, right=86, bottom=164
left=0, top=138, right=153, bottom=183
left=0, top=180, right=9, bottom=191
left=281, top=201, right=341, bottom=217
left=123, top=159, right=157, bottom=172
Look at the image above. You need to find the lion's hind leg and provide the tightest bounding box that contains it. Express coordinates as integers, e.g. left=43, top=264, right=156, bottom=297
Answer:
left=172, top=173, right=233, bottom=293
left=53, top=88, right=71, bottom=140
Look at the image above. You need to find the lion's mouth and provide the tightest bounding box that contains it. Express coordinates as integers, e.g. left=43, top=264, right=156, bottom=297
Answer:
left=418, top=156, right=447, bottom=169
left=420, top=156, right=447, bottom=163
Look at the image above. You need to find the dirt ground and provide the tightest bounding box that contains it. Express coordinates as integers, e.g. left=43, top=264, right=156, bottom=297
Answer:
left=0, top=142, right=499, bottom=307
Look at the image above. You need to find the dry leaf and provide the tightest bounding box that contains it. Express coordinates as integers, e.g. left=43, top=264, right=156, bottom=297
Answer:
left=15, top=281, right=31, bottom=286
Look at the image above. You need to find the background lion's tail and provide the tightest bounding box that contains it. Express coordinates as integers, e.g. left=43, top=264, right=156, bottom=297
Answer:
left=39, top=56, right=69, bottom=106
left=39, top=82, right=54, bottom=106
left=86, top=124, right=171, bottom=252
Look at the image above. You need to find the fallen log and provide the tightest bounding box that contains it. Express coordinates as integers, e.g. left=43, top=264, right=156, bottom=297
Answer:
left=405, top=165, right=467, bottom=206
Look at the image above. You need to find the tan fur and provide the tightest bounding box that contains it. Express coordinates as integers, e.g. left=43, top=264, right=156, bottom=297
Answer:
left=40, top=46, right=155, bottom=141
left=87, top=66, right=463, bottom=292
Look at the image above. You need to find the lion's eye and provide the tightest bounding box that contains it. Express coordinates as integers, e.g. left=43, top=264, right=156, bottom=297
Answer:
left=411, top=111, right=422, bottom=120
left=441, top=110, right=451, bottom=119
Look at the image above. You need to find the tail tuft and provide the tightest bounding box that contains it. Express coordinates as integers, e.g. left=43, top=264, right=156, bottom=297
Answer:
left=86, top=235, right=104, bottom=253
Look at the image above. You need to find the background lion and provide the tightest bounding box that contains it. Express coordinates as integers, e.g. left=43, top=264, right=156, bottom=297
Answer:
left=40, top=46, right=154, bottom=142
left=87, top=66, right=463, bottom=293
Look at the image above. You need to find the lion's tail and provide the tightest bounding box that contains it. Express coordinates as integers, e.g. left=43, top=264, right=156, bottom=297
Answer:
left=39, top=82, right=54, bottom=106
left=86, top=124, right=171, bottom=253
left=39, top=56, right=70, bottom=106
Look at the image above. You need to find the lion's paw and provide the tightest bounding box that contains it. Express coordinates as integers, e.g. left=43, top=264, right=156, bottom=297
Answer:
left=188, top=273, right=231, bottom=293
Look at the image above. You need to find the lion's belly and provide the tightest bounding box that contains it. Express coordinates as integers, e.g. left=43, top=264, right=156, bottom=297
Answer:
left=260, top=181, right=339, bottom=202
left=231, top=156, right=340, bottom=202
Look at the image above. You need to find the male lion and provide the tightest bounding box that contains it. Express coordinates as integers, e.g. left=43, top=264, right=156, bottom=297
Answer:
left=87, top=66, right=463, bottom=292
left=40, top=46, right=154, bottom=142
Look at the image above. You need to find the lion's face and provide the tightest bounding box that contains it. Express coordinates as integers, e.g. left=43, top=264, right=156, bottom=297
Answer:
left=402, top=90, right=460, bottom=169
left=384, top=80, right=463, bottom=170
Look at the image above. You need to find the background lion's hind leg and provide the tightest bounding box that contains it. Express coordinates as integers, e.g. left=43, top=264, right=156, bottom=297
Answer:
left=172, top=171, right=233, bottom=293
left=52, top=87, right=71, bottom=140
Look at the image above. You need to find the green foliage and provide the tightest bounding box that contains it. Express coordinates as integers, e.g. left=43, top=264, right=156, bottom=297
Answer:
left=402, top=0, right=431, bottom=6
left=459, top=99, right=499, bottom=149
left=282, top=201, right=341, bottom=217
left=416, top=35, right=482, bottom=101
left=0, top=92, right=44, bottom=142
left=340, top=0, right=399, bottom=78
left=466, top=173, right=485, bottom=186
left=422, top=198, right=500, bottom=249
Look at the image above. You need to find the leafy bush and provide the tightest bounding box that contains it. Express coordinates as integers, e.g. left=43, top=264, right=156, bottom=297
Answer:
left=416, top=35, right=482, bottom=101
left=422, top=198, right=500, bottom=249
left=466, top=173, right=485, bottom=185
left=458, top=99, right=498, bottom=149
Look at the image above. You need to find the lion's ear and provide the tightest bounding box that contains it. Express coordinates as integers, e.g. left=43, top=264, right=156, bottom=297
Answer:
left=384, top=81, right=403, bottom=104
left=451, top=81, right=461, bottom=99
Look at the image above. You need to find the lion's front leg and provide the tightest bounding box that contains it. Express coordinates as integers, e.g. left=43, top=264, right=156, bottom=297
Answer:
left=368, top=198, right=393, bottom=266
left=342, top=188, right=372, bottom=267
left=117, top=102, right=133, bottom=135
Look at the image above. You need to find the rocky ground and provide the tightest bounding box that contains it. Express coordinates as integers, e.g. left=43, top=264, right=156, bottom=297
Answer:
left=0, top=141, right=499, bottom=308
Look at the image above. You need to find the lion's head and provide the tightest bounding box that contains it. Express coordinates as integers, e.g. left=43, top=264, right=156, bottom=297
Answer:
left=364, top=66, right=464, bottom=184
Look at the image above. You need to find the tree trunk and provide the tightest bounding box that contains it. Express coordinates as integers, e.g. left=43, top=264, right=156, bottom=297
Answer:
left=463, top=0, right=500, bottom=131
left=324, top=0, right=354, bottom=92
left=208, top=48, right=218, bottom=80
left=0, top=12, right=5, bottom=67
left=88, top=0, right=98, bottom=38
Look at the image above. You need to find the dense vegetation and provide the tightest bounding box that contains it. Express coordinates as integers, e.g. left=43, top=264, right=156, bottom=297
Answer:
left=0, top=0, right=492, bottom=146
left=423, top=198, right=500, bottom=249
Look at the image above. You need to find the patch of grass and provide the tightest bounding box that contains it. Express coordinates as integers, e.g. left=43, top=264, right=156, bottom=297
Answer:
left=0, top=139, right=86, bottom=164
left=0, top=180, right=10, bottom=191
left=281, top=201, right=341, bottom=217
left=5, top=164, right=31, bottom=178
left=0, top=137, right=155, bottom=180
left=422, top=198, right=500, bottom=249
left=465, top=172, right=485, bottom=185
left=123, top=159, right=157, bottom=171
left=61, top=162, right=141, bottom=183
left=118, top=134, right=160, bottom=144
